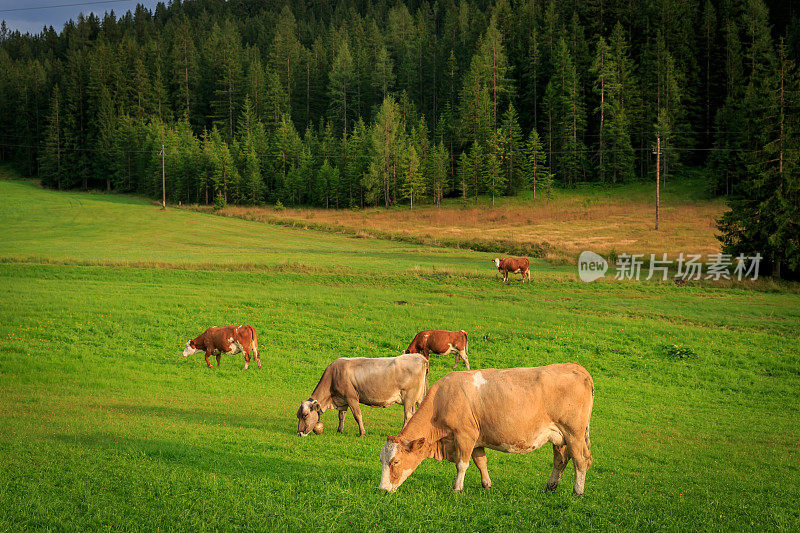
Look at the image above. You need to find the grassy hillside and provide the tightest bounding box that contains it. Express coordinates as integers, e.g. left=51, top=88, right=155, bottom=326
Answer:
left=201, top=176, right=725, bottom=264
left=1, top=177, right=798, bottom=531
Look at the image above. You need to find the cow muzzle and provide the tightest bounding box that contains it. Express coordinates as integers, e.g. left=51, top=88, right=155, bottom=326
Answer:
left=379, top=468, right=397, bottom=492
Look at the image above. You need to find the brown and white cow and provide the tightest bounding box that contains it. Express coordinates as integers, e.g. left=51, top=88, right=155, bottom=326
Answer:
left=403, top=330, right=469, bottom=370
left=182, top=325, right=260, bottom=369
left=379, top=363, right=594, bottom=495
left=296, top=354, right=428, bottom=437
left=493, top=257, right=531, bottom=282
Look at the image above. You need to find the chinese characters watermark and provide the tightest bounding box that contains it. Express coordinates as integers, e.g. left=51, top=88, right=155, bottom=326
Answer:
left=578, top=252, right=762, bottom=282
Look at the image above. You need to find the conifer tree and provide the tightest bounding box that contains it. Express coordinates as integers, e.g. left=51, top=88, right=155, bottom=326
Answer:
left=430, top=141, right=449, bottom=207
left=40, top=85, right=63, bottom=190
left=316, top=159, right=339, bottom=209
left=468, top=141, right=484, bottom=203
left=329, top=40, right=356, bottom=137
left=549, top=37, right=587, bottom=186
left=498, top=103, right=524, bottom=193
left=402, top=145, right=425, bottom=210
left=368, top=96, right=404, bottom=207
left=484, top=144, right=504, bottom=206
left=170, top=16, right=196, bottom=121
left=524, top=127, right=551, bottom=199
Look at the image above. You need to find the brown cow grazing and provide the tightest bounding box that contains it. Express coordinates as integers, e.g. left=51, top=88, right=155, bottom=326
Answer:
left=379, top=363, right=594, bottom=495
left=182, top=325, right=260, bottom=369
left=403, top=330, right=470, bottom=370
left=493, top=257, right=531, bottom=282
left=296, top=354, right=428, bottom=437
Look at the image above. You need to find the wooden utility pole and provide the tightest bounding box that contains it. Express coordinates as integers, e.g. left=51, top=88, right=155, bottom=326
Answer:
left=160, top=142, right=166, bottom=210
left=160, top=103, right=166, bottom=210
left=654, top=135, right=661, bottom=230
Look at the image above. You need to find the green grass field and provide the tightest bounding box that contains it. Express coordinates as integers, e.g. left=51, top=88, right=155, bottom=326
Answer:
left=1, top=177, right=799, bottom=531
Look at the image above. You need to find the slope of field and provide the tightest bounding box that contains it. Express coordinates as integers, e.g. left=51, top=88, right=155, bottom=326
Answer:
left=0, top=178, right=498, bottom=275
left=207, top=177, right=725, bottom=264
left=1, top=177, right=799, bottom=531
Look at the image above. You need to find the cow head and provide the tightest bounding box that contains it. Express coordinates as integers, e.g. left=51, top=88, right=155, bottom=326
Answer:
left=379, top=435, right=427, bottom=492
left=182, top=340, right=197, bottom=358
left=296, top=399, right=323, bottom=436
left=492, top=258, right=500, bottom=268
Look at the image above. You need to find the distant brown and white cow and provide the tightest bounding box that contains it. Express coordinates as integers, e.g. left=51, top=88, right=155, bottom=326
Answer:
left=296, top=354, right=428, bottom=437
left=403, top=330, right=470, bottom=370
left=182, top=325, right=260, bottom=369
left=492, top=257, right=531, bottom=282
left=379, top=363, right=594, bottom=495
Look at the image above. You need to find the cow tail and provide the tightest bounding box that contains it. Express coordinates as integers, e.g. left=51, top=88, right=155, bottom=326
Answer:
left=249, top=325, right=259, bottom=357
left=585, top=423, right=592, bottom=467
left=423, top=357, right=429, bottom=397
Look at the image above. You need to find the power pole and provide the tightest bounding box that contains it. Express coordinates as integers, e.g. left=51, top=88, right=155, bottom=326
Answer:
left=653, top=135, right=661, bottom=230
left=159, top=102, right=166, bottom=210
left=160, top=142, right=166, bottom=210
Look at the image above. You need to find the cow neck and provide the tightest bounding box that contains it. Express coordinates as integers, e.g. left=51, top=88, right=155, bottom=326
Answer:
left=308, top=368, right=335, bottom=412
left=192, top=335, right=206, bottom=350
left=396, top=391, right=447, bottom=461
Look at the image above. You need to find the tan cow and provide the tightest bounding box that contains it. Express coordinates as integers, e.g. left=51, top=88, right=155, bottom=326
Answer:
left=379, top=363, right=594, bottom=495
left=403, top=330, right=470, bottom=370
left=182, top=325, right=260, bottom=369
left=493, top=257, right=531, bottom=282
left=296, top=354, right=428, bottom=437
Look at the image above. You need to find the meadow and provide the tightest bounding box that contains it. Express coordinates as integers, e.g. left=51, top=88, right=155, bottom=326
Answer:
left=1, top=177, right=799, bottom=531
left=204, top=175, right=725, bottom=264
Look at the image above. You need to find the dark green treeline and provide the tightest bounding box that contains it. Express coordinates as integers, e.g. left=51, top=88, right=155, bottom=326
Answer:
left=0, top=0, right=798, bottom=270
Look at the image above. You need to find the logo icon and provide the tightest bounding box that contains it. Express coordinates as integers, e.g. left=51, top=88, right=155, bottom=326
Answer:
left=578, top=251, right=608, bottom=282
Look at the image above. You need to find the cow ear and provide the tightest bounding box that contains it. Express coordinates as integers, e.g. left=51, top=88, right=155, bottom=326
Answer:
left=387, top=435, right=401, bottom=444
left=409, top=438, right=425, bottom=451
left=189, top=340, right=195, bottom=348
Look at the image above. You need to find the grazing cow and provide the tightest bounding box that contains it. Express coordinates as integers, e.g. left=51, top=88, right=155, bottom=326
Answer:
left=379, top=363, right=594, bottom=495
left=493, top=257, right=531, bottom=282
left=182, top=325, right=260, bottom=369
left=403, top=330, right=470, bottom=370
left=296, top=354, right=428, bottom=437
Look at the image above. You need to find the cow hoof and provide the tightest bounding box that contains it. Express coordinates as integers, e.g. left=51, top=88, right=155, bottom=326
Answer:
left=572, top=489, right=584, bottom=497
left=481, top=481, right=492, bottom=489
left=545, top=483, right=557, bottom=492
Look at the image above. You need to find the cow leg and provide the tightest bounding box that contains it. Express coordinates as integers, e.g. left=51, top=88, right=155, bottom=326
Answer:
left=452, top=434, right=478, bottom=492
left=452, top=450, right=472, bottom=492
left=243, top=350, right=250, bottom=370
left=347, top=399, right=365, bottom=437
left=546, top=444, right=570, bottom=492
left=215, top=353, right=221, bottom=367
left=402, top=398, right=414, bottom=427
left=471, top=447, right=492, bottom=489
left=569, top=433, right=592, bottom=496
left=204, top=352, right=212, bottom=368
left=255, top=350, right=261, bottom=369
left=459, top=350, right=470, bottom=370
left=453, top=351, right=460, bottom=370
left=337, top=409, right=347, bottom=433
